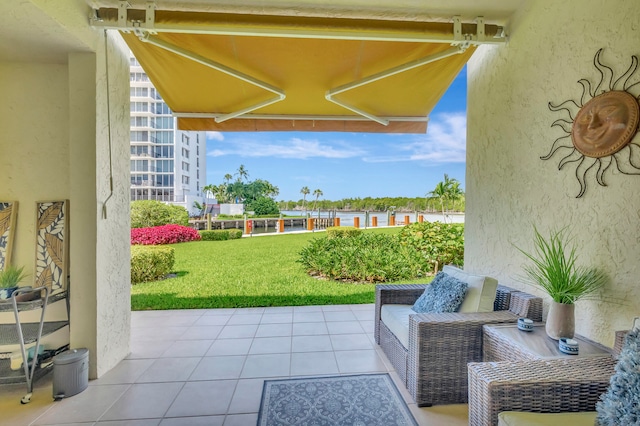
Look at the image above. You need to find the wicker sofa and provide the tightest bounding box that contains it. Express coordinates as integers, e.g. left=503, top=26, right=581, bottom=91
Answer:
left=374, top=277, right=543, bottom=407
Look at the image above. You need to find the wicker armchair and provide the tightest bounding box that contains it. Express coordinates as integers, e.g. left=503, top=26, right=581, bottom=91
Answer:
left=468, top=357, right=617, bottom=425
left=468, top=330, right=627, bottom=425
left=374, top=284, right=543, bottom=407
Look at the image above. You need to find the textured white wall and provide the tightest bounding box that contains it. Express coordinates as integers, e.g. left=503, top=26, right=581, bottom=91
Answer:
left=94, top=31, right=132, bottom=378
left=466, top=0, right=640, bottom=346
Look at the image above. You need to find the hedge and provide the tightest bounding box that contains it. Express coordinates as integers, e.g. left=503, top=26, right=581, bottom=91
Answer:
left=131, top=200, right=189, bottom=228
left=326, top=226, right=362, bottom=239
left=199, top=229, right=243, bottom=241
left=131, top=245, right=175, bottom=284
left=131, top=224, right=201, bottom=245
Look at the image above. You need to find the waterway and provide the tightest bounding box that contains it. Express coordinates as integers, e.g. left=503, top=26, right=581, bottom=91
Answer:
left=248, top=211, right=464, bottom=235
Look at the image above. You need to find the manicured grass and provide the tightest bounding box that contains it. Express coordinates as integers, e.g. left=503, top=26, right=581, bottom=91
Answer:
left=131, top=228, right=432, bottom=310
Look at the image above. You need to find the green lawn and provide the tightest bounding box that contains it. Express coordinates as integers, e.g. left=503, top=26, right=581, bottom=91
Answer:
left=131, top=227, right=432, bottom=310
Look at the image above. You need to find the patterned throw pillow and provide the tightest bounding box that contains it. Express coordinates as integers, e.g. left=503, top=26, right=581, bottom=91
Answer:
left=412, top=272, right=468, bottom=313
left=596, top=328, right=640, bottom=425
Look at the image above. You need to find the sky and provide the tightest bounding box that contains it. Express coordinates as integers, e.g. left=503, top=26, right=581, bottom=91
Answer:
left=205, top=67, right=467, bottom=202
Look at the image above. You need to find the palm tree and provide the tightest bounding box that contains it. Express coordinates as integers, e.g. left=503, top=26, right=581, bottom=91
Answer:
left=235, top=164, right=249, bottom=182
left=312, top=189, right=323, bottom=211
left=427, top=174, right=462, bottom=222
left=203, top=184, right=216, bottom=201
left=223, top=173, right=233, bottom=183
left=300, top=186, right=310, bottom=212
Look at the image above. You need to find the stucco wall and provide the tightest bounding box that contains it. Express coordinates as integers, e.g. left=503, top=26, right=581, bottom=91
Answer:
left=466, top=0, right=640, bottom=346
left=1, top=30, right=130, bottom=378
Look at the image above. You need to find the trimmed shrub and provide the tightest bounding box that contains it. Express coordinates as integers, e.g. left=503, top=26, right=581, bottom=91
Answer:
left=247, top=196, right=280, bottom=216
left=228, top=229, right=243, bottom=239
left=131, top=200, right=189, bottom=228
left=199, top=229, right=244, bottom=241
left=298, top=233, right=429, bottom=283
left=131, top=224, right=201, bottom=245
left=398, top=222, right=464, bottom=272
left=131, top=245, right=175, bottom=284
left=326, top=226, right=362, bottom=239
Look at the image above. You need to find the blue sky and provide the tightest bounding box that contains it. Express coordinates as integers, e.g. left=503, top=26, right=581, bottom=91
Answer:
left=205, top=67, right=467, bottom=201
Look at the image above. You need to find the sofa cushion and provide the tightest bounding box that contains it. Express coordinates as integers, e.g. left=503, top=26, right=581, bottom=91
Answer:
left=412, top=272, right=468, bottom=314
left=443, top=265, right=498, bottom=313
left=380, top=304, right=415, bottom=349
left=498, top=411, right=597, bottom=426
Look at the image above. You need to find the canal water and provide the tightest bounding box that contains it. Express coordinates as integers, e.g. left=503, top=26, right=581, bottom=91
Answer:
left=248, top=211, right=464, bottom=235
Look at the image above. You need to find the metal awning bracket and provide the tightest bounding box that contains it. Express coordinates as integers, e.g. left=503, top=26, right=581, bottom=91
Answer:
left=476, top=17, right=485, bottom=42
left=136, top=32, right=286, bottom=122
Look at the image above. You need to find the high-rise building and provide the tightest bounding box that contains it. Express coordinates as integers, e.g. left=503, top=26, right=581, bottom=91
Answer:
left=129, top=54, right=207, bottom=216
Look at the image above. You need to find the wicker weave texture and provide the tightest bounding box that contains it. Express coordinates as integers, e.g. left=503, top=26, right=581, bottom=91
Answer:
left=507, top=292, right=543, bottom=322
left=468, top=357, right=617, bottom=426
left=374, top=285, right=427, bottom=344
left=375, top=283, right=544, bottom=407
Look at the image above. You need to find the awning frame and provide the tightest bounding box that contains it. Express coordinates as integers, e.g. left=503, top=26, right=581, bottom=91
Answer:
left=93, top=2, right=503, bottom=129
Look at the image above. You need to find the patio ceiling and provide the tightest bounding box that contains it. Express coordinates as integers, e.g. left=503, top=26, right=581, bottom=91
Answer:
left=90, top=1, right=522, bottom=133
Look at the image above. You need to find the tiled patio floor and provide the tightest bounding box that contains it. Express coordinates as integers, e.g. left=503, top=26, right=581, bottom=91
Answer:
left=1, top=304, right=468, bottom=425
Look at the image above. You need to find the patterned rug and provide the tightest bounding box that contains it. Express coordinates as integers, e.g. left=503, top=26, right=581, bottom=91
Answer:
left=257, top=373, right=418, bottom=426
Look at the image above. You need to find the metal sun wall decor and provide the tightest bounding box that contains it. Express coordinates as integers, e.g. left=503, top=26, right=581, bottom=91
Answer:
left=35, top=201, right=69, bottom=292
left=543, top=49, right=640, bottom=198
left=0, top=201, right=19, bottom=271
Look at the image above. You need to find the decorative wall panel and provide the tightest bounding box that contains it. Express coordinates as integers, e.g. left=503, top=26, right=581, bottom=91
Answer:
left=0, top=201, right=18, bottom=271
left=35, top=201, right=69, bottom=292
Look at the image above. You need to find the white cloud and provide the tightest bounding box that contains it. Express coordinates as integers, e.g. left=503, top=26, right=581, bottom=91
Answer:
left=363, top=112, right=467, bottom=164
left=207, top=137, right=366, bottom=159
left=206, top=131, right=224, bottom=141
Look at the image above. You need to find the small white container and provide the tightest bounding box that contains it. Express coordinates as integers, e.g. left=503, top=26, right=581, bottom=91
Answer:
left=517, top=318, right=534, bottom=332
left=559, top=338, right=579, bottom=355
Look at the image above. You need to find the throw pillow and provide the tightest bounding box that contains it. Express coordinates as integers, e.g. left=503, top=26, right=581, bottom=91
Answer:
left=443, top=265, right=498, bottom=313
left=596, top=328, right=640, bottom=425
left=412, top=272, right=468, bottom=313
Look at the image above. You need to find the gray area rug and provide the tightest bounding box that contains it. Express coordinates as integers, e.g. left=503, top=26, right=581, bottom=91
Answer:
left=257, top=373, right=418, bottom=426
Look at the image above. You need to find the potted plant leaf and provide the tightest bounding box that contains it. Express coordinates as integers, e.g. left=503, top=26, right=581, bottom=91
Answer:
left=0, top=265, right=29, bottom=300
left=515, top=227, right=606, bottom=340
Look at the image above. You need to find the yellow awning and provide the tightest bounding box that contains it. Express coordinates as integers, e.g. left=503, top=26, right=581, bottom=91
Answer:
left=94, top=8, right=498, bottom=133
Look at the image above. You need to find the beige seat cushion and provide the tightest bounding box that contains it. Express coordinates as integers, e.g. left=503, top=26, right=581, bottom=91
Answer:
left=443, top=265, right=498, bottom=313
left=498, top=411, right=597, bottom=426
left=380, top=304, right=415, bottom=349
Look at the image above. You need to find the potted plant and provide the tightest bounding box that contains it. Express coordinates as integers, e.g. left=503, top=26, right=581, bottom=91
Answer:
left=0, top=265, right=29, bottom=300
left=515, top=227, right=606, bottom=340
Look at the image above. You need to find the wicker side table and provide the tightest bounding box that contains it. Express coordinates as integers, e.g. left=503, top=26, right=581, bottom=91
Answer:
left=483, top=323, right=614, bottom=362
left=468, top=357, right=617, bottom=426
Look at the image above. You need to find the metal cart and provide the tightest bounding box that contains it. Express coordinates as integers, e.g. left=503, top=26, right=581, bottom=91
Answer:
left=0, top=286, right=69, bottom=404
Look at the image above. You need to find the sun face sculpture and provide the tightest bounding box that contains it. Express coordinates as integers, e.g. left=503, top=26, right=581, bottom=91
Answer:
left=543, top=49, right=640, bottom=197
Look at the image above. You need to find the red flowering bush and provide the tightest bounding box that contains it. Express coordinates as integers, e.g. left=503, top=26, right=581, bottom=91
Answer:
left=131, top=224, right=201, bottom=245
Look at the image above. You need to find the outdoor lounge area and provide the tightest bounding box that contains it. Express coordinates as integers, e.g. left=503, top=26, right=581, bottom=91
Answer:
left=1, top=0, right=640, bottom=425
left=1, top=304, right=469, bottom=425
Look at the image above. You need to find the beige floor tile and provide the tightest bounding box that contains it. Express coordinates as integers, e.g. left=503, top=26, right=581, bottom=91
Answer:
left=334, top=350, right=387, bottom=373
left=164, top=380, right=235, bottom=417
left=291, top=335, right=332, bottom=353
left=323, top=311, right=358, bottom=322
left=409, top=403, right=469, bottom=426
left=260, top=313, right=293, bottom=324
left=226, top=314, right=263, bottom=325
left=255, top=323, right=292, bottom=338
left=33, top=384, right=130, bottom=425
left=249, top=337, right=292, bottom=354
left=0, top=376, right=58, bottom=426
left=193, top=315, right=230, bottom=326
left=159, top=416, right=224, bottom=426
left=290, top=352, right=339, bottom=376
left=224, top=413, right=258, bottom=426
left=126, top=340, right=173, bottom=359
left=135, top=357, right=200, bottom=383
left=206, top=339, right=253, bottom=356
left=178, top=326, right=223, bottom=340
left=161, top=340, right=213, bottom=358
left=203, top=309, right=237, bottom=316
left=292, top=311, right=325, bottom=323
left=227, top=378, right=266, bottom=414
left=95, top=420, right=161, bottom=426
left=262, top=307, right=293, bottom=314
left=130, top=327, right=189, bottom=342
left=241, top=354, right=290, bottom=378
left=189, top=356, right=245, bottom=380
left=326, top=321, right=364, bottom=335
left=291, top=322, right=328, bottom=336
left=90, top=359, right=154, bottom=385
left=99, top=383, right=183, bottom=421
left=330, top=333, right=375, bottom=351
left=217, top=325, right=258, bottom=339
left=292, top=305, right=323, bottom=312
